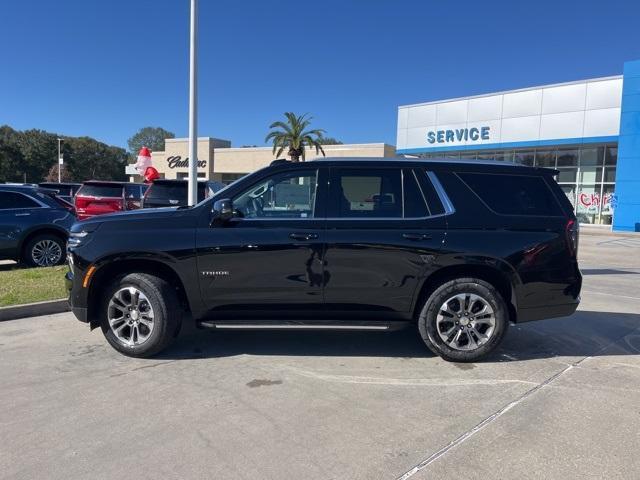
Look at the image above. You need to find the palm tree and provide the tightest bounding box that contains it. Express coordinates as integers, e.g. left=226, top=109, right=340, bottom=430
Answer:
left=265, top=112, right=326, bottom=162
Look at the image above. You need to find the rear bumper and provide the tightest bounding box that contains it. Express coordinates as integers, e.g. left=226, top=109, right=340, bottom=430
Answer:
left=517, top=300, right=580, bottom=323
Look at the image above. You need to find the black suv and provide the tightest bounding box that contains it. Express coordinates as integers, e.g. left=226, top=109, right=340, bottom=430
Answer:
left=66, top=158, right=581, bottom=361
left=0, top=184, right=76, bottom=266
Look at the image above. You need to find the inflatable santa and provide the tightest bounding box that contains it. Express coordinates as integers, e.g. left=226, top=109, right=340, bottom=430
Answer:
left=134, top=146, right=153, bottom=175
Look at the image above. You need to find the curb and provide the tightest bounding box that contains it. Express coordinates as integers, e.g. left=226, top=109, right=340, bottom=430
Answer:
left=0, top=299, right=70, bottom=322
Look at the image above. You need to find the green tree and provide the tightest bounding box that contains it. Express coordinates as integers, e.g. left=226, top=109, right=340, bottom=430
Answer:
left=318, top=136, right=343, bottom=145
left=265, top=112, right=326, bottom=162
left=127, top=127, right=175, bottom=156
left=0, top=125, right=128, bottom=183
left=0, top=126, right=24, bottom=182
left=66, top=136, right=127, bottom=181
left=15, top=129, right=59, bottom=183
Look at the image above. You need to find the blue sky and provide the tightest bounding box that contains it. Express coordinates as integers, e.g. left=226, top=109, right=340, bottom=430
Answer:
left=1, top=0, right=639, bottom=150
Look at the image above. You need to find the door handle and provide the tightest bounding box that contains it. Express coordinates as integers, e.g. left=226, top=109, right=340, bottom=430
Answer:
left=289, top=232, right=318, bottom=241
left=14, top=213, right=31, bottom=217
left=402, top=233, right=432, bottom=241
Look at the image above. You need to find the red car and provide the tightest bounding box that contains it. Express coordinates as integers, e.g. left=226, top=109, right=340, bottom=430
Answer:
left=75, top=181, right=148, bottom=220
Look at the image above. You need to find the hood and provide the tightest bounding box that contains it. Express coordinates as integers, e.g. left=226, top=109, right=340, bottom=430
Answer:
left=72, top=207, right=180, bottom=232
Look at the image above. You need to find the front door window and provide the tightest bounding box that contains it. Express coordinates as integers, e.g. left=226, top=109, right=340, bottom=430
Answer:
left=233, top=170, right=318, bottom=219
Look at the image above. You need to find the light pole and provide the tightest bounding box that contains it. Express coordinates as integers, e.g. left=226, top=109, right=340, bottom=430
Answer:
left=57, top=138, right=63, bottom=182
left=187, top=0, right=198, bottom=206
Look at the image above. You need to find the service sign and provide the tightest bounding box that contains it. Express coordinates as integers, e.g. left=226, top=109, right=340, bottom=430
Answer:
left=427, top=126, right=490, bottom=145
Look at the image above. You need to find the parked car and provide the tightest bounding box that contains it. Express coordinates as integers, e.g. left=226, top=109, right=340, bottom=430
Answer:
left=0, top=184, right=75, bottom=266
left=142, top=179, right=227, bottom=208
left=38, top=182, right=82, bottom=204
left=74, top=181, right=148, bottom=220
left=66, top=158, right=581, bottom=361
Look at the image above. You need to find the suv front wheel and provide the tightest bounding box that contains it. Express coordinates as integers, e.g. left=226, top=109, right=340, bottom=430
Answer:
left=418, top=277, right=509, bottom=362
left=100, top=273, right=181, bottom=357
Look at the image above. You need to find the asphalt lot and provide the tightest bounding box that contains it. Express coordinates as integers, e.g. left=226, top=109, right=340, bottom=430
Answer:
left=1, top=232, right=640, bottom=479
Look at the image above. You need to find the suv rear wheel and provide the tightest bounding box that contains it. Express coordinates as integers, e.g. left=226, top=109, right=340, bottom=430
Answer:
left=417, top=277, right=509, bottom=362
left=23, top=233, right=66, bottom=267
left=100, top=273, right=180, bottom=357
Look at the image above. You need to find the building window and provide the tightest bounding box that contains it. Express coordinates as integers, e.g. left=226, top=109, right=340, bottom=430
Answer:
left=514, top=151, right=535, bottom=166
left=176, top=172, right=206, bottom=179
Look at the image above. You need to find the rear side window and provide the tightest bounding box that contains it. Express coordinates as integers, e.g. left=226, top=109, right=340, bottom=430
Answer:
left=79, top=184, right=122, bottom=198
left=0, top=192, right=40, bottom=209
left=330, top=168, right=402, bottom=218
left=458, top=172, right=562, bottom=216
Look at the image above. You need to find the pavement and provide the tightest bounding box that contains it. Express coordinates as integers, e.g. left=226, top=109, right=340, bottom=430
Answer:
left=1, top=232, right=640, bottom=479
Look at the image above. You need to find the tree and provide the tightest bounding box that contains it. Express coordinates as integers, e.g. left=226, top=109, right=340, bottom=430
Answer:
left=265, top=112, right=326, bottom=162
left=318, top=136, right=343, bottom=145
left=127, top=127, right=175, bottom=156
left=0, top=125, right=128, bottom=183
left=15, top=129, right=59, bottom=183
left=0, top=126, right=24, bottom=182
left=44, top=164, right=73, bottom=182
left=65, top=137, right=127, bottom=181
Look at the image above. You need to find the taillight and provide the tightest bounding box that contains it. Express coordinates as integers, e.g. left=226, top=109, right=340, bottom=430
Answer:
left=566, top=219, right=579, bottom=256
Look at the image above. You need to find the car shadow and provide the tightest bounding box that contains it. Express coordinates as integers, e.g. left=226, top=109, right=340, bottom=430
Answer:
left=581, top=268, right=640, bottom=275
left=155, top=310, right=640, bottom=363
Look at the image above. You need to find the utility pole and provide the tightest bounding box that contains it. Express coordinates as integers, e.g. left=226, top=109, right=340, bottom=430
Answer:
left=57, top=138, right=63, bottom=182
left=187, top=0, right=198, bottom=206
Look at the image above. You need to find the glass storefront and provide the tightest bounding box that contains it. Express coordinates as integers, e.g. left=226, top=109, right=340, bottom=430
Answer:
left=421, top=143, right=617, bottom=224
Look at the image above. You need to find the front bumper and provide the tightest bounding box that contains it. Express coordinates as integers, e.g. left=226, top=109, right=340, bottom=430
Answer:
left=66, top=268, right=89, bottom=323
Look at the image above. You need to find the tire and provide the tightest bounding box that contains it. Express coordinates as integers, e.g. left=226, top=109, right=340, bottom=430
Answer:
left=22, top=233, right=66, bottom=267
left=417, top=277, right=509, bottom=362
left=99, top=273, right=181, bottom=357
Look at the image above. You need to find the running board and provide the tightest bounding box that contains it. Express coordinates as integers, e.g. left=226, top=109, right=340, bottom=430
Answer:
left=198, top=320, right=409, bottom=331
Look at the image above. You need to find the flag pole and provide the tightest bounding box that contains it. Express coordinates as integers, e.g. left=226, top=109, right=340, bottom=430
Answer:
left=187, top=0, right=198, bottom=205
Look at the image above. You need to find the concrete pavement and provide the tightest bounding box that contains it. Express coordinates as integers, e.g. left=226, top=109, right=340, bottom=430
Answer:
left=1, top=233, right=639, bottom=479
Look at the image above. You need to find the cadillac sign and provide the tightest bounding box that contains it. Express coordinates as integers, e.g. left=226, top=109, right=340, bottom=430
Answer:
left=166, top=156, right=207, bottom=169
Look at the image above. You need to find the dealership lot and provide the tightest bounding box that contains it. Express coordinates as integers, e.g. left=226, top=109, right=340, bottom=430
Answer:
left=1, top=232, right=639, bottom=479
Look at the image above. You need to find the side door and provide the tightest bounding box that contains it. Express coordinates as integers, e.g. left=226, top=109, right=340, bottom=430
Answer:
left=0, top=191, right=44, bottom=259
left=196, top=167, right=328, bottom=320
left=323, top=167, right=447, bottom=320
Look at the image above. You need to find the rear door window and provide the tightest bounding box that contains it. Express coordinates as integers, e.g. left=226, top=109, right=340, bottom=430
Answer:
left=329, top=168, right=402, bottom=218
left=79, top=184, right=123, bottom=198
left=457, top=172, right=563, bottom=216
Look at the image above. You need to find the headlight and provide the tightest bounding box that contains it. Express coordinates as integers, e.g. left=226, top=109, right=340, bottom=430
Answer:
left=67, top=230, right=91, bottom=247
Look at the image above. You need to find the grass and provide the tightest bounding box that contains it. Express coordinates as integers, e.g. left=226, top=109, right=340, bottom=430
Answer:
left=0, top=265, right=68, bottom=307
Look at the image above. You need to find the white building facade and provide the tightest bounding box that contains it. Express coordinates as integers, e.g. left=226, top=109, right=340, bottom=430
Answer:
left=397, top=76, right=622, bottom=226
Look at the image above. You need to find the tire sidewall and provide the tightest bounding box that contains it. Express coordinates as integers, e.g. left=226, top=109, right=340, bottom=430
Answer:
left=23, top=234, right=66, bottom=267
left=100, top=274, right=172, bottom=357
left=418, top=278, right=508, bottom=362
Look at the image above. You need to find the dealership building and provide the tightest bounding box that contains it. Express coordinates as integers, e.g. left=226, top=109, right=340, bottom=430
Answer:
left=128, top=139, right=396, bottom=184
left=396, top=59, right=640, bottom=232
left=128, top=60, right=640, bottom=232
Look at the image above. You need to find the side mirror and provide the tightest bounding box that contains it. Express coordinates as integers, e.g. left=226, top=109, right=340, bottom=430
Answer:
left=211, top=198, right=234, bottom=226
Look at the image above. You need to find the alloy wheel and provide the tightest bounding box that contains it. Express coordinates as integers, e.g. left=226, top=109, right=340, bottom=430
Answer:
left=31, top=239, right=62, bottom=266
left=436, top=293, right=496, bottom=351
left=107, top=287, right=155, bottom=347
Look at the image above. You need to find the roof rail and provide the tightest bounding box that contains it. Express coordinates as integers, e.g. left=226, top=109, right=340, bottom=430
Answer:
left=270, top=159, right=290, bottom=166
